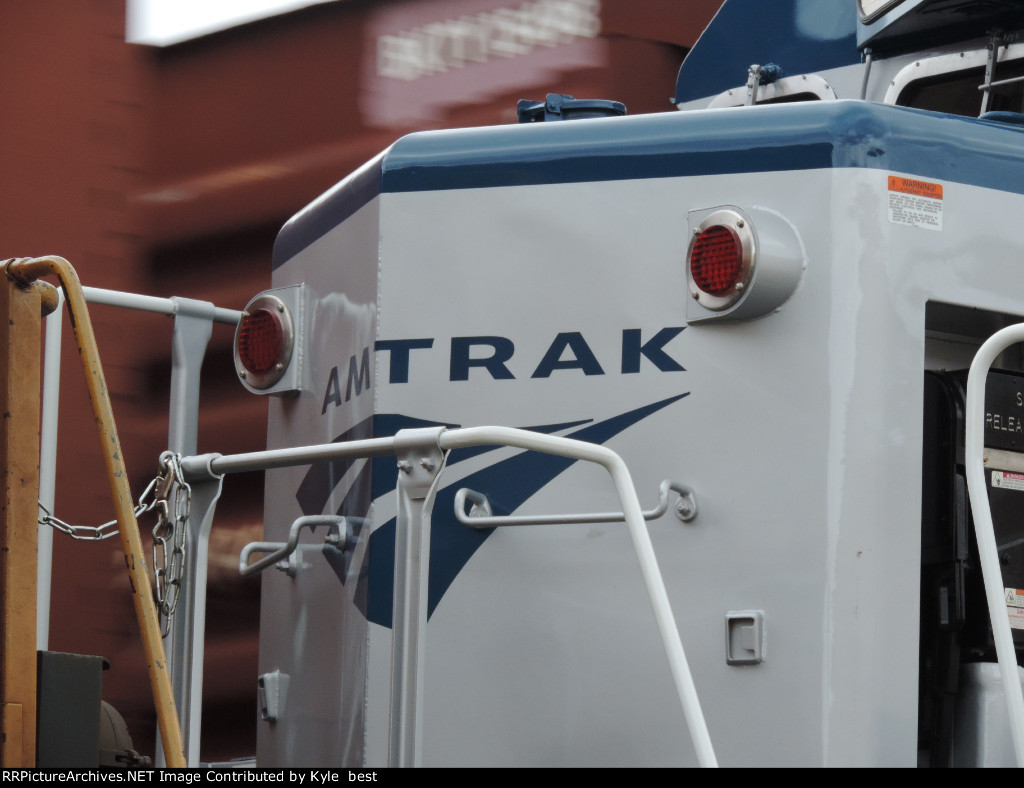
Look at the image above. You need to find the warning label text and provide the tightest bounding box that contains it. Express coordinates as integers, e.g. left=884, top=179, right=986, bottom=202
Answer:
left=887, top=176, right=943, bottom=231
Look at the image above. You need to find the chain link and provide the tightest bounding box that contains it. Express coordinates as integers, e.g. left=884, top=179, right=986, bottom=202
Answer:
left=37, top=449, right=191, bottom=639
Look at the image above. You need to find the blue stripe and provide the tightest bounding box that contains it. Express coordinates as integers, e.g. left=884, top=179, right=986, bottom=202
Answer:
left=273, top=101, right=1024, bottom=268
left=377, top=106, right=835, bottom=192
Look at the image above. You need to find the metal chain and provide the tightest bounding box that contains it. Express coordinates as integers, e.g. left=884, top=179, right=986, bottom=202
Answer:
left=37, top=449, right=191, bottom=639
left=37, top=472, right=165, bottom=541
left=151, top=451, right=191, bottom=639
left=37, top=501, right=126, bottom=541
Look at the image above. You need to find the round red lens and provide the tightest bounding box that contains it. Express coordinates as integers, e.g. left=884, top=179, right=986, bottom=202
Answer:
left=690, top=225, right=743, bottom=296
left=237, top=308, right=284, bottom=374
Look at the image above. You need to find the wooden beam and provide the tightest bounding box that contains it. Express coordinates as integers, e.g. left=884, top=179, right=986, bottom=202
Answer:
left=0, top=270, right=40, bottom=767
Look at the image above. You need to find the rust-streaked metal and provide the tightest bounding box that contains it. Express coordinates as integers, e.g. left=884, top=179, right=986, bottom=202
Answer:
left=0, top=270, right=41, bottom=767
left=32, top=281, right=59, bottom=318
left=4, top=256, right=186, bottom=768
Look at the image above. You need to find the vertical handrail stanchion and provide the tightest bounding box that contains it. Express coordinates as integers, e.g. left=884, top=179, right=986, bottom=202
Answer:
left=157, top=298, right=216, bottom=768
left=38, top=290, right=64, bottom=651
left=966, top=324, right=1024, bottom=767
left=388, top=428, right=445, bottom=768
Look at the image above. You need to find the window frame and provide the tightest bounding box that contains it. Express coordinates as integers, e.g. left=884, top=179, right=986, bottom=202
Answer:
left=884, top=42, right=1024, bottom=112
left=705, top=73, right=837, bottom=109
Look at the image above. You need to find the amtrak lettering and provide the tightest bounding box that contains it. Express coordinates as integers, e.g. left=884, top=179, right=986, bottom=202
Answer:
left=321, top=347, right=371, bottom=414
left=321, top=327, right=685, bottom=414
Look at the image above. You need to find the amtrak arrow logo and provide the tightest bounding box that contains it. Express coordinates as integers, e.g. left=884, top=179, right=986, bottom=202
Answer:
left=295, top=392, right=689, bottom=628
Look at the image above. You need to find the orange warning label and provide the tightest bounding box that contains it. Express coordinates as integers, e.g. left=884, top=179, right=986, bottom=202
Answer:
left=888, top=176, right=943, bottom=199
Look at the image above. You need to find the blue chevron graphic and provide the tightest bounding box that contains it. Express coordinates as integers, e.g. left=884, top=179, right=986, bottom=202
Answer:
left=296, top=414, right=595, bottom=587
left=291, top=393, right=688, bottom=622
left=360, top=392, right=688, bottom=627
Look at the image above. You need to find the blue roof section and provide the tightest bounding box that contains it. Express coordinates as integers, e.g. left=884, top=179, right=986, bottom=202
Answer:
left=273, top=101, right=1024, bottom=268
left=674, top=0, right=859, bottom=106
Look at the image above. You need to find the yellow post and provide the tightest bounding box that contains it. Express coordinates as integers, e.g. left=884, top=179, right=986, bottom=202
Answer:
left=3, top=257, right=186, bottom=768
left=0, top=271, right=48, bottom=767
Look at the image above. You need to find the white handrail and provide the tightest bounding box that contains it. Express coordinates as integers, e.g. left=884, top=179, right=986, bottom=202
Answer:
left=439, top=427, right=717, bottom=767
left=82, top=286, right=242, bottom=325
left=182, top=425, right=718, bottom=767
left=965, top=324, right=1024, bottom=767
left=454, top=478, right=698, bottom=527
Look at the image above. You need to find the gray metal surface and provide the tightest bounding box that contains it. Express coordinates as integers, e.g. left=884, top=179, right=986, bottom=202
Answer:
left=252, top=35, right=1024, bottom=764
left=265, top=163, right=929, bottom=766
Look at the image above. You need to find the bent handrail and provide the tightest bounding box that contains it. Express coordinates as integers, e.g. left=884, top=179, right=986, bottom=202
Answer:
left=240, top=515, right=350, bottom=576
left=438, top=426, right=716, bottom=767
left=965, top=323, right=1024, bottom=768
left=180, top=425, right=718, bottom=767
